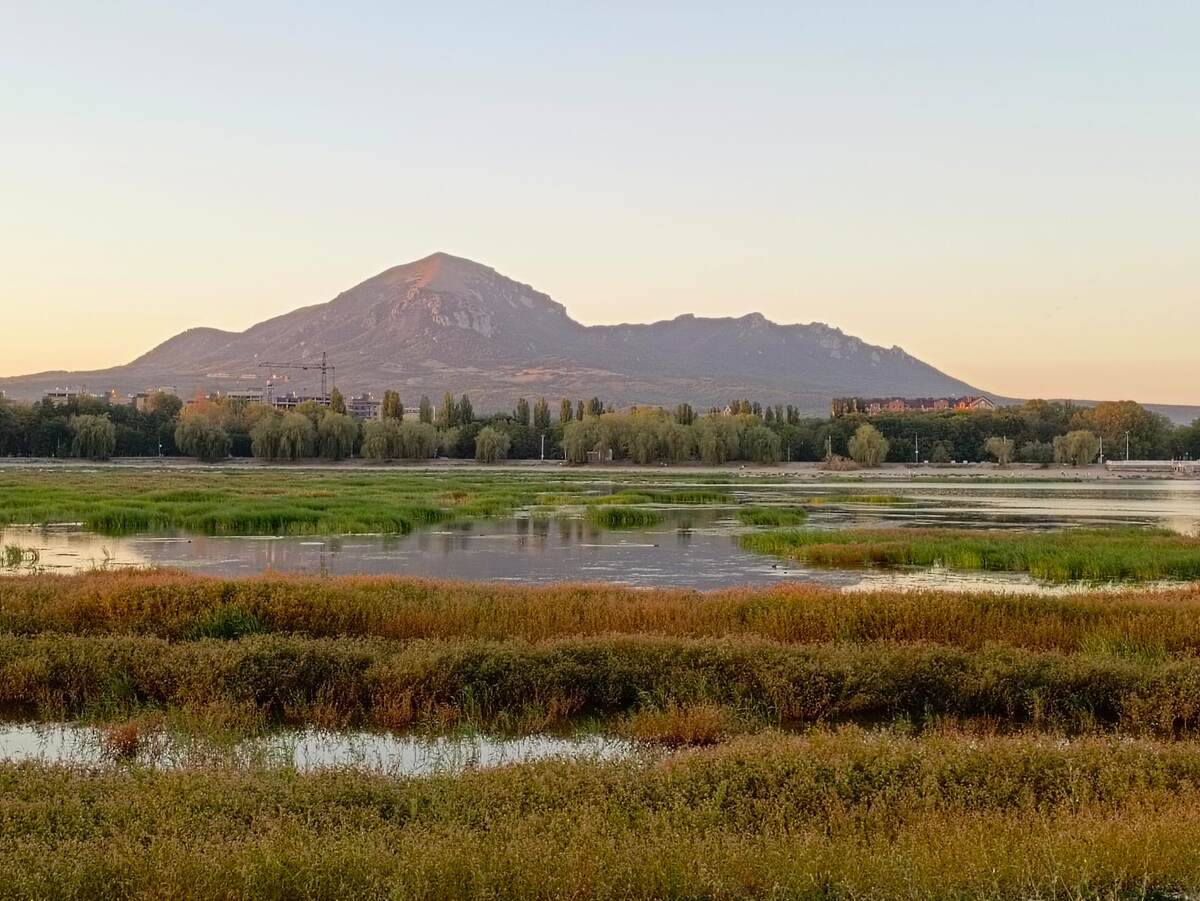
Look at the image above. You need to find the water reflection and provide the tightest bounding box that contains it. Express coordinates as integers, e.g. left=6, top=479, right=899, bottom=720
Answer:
left=0, top=722, right=636, bottom=775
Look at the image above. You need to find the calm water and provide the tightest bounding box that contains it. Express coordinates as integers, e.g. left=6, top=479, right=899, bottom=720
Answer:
left=2, top=480, right=1198, bottom=591
left=0, top=722, right=636, bottom=774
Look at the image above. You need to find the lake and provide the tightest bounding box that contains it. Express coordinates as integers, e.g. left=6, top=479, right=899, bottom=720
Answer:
left=3, top=479, right=1198, bottom=591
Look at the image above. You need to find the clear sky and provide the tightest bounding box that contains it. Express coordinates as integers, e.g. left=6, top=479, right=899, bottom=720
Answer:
left=2, top=2, right=1197, bottom=403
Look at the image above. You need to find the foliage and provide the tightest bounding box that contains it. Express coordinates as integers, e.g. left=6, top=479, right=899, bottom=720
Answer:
left=847, top=424, right=888, bottom=467
left=317, top=412, right=359, bottom=461
left=69, top=415, right=116, bottom=460
left=174, top=416, right=230, bottom=463
left=381, top=390, right=403, bottom=420
left=1054, top=430, right=1101, bottom=466
left=983, top=435, right=1015, bottom=465
left=474, top=426, right=511, bottom=463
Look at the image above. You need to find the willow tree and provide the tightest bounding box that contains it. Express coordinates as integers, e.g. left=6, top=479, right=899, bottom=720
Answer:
left=318, top=411, right=359, bottom=461
left=250, top=413, right=284, bottom=460
left=279, top=412, right=316, bottom=461
left=475, top=426, right=511, bottom=463
left=174, top=415, right=230, bottom=463
left=848, top=424, right=889, bottom=467
left=69, top=415, right=116, bottom=460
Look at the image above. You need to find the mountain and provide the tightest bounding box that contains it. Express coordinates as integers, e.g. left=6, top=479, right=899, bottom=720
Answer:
left=3, top=252, right=996, bottom=412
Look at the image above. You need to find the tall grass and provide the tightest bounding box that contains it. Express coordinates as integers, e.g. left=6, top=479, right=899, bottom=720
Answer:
left=743, top=526, right=1200, bottom=582
left=6, top=730, right=1200, bottom=897
left=586, top=506, right=664, bottom=529
left=736, top=506, right=808, bottom=526
left=6, top=571, right=1200, bottom=655
left=7, top=632, right=1200, bottom=734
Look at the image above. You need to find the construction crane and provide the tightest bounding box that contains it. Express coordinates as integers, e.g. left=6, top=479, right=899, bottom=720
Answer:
left=257, top=352, right=335, bottom=403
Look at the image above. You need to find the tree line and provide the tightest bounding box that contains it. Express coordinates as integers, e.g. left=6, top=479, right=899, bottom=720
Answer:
left=1, top=388, right=1197, bottom=465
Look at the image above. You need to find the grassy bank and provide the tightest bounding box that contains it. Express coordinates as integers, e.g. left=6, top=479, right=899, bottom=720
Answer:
left=8, top=571, right=1200, bottom=654
left=6, top=730, right=1200, bottom=897
left=743, top=526, right=1200, bottom=582
left=8, top=631, right=1200, bottom=733
left=0, top=469, right=572, bottom=535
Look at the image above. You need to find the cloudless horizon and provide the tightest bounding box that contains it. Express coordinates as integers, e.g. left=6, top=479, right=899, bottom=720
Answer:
left=2, top=2, right=1197, bottom=404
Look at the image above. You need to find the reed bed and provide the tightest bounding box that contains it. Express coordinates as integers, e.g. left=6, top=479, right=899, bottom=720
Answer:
left=7, top=632, right=1200, bottom=734
left=736, top=506, right=809, bottom=526
left=585, top=506, right=664, bottom=529
left=743, top=526, right=1200, bottom=582
left=7, top=571, right=1200, bottom=656
left=6, top=729, right=1200, bottom=897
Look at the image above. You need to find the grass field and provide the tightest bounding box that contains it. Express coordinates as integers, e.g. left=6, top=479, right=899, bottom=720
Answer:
left=743, top=526, right=1200, bottom=582
left=5, top=572, right=1200, bottom=895
left=6, top=729, right=1200, bottom=897
left=3, top=465, right=1200, bottom=897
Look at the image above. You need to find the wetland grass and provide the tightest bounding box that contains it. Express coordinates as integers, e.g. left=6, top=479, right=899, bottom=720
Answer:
left=8, top=631, right=1200, bottom=734
left=736, top=506, right=809, bottom=527
left=742, top=526, right=1200, bottom=582
left=8, top=570, right=1200, bottom=654
left=7, top=730, right=1200, bottom=897
left=585, top=506, right=664, bottom=529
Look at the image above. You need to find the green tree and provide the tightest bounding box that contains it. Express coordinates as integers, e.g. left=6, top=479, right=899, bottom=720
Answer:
left=381, top=390, right=403, bottom=421
left=293, top=400, right=326, bottom=428
left=318, top=412, right=359, bottom=461
left=474, top=426, right=511, bottom=463
left=329, top=387, right=347, bottom=415
left=1054, top=430, right=1101, bottom=467
left=418, top=395, right=433, bottom=424
left=250, top=413, right=284, bottom=460
left=743, top=425, right=782, bottom=463
left=929, top=441, right=953, bottom=465
left=174, top=415, right=230, bottom=463
left=1018, top=440, right=1055, bottom=465
left=458, top=394, right=474, bottom=424
left=1077, top=400, right=1172, bottom=460
left=361, top=419, right=400, bottom=460
left=69, top=415, right=116, bottom=460
left=576, top=400, right=586, bottom=421
left=848, top=424, right=889, bottom=467
left=674, top=403, right=695, bottom=426
left=533, top=397, right=551, bottom=430
left=438, top=392, right=459, bottom=429
left=560, top=398, right=574, bottom=424
left=398, top=421, right=439, bottom=459
left=279, top=412, right=316, bottom=460
left=984, top=436, right=1016, bottom=466
left=514, top=397, right=531, bottom=427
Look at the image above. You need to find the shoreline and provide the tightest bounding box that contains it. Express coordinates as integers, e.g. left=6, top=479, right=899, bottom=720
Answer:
left=0, top=457, right=1192, bottom=480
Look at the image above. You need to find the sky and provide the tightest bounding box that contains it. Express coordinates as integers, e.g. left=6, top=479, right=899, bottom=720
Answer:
left=2, top=2, right=1197, bottom=403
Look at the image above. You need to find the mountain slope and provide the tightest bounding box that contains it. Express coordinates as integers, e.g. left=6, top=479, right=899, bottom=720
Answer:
left=2, top=252, right=986, bottom=411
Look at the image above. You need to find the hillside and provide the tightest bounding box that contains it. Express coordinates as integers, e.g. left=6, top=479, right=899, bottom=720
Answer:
left=2, top=252, right=1003, bottom=412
